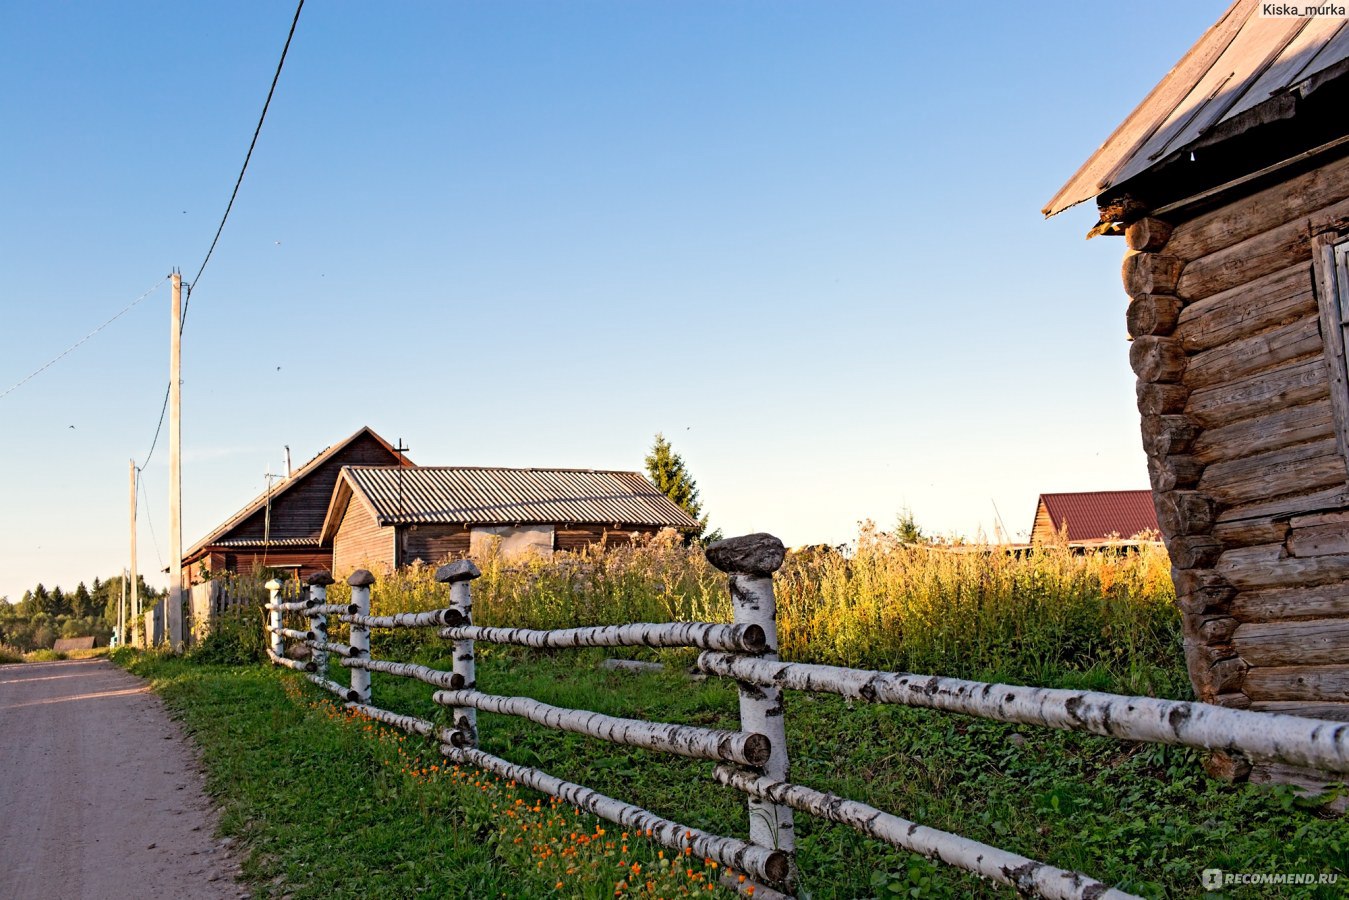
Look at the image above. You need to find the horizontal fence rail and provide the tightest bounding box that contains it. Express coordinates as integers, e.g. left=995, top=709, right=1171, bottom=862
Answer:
left=695, top=652, right=1349, bottom=775
left=258, top=533, right=1349, bottom=898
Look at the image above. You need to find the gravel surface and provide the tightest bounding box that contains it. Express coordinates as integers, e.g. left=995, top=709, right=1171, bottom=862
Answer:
left=0, top=658, right=245, bottom=900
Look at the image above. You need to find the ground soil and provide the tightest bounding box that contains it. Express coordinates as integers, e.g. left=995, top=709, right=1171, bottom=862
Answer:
left=0, top=658, right=245, bottom=900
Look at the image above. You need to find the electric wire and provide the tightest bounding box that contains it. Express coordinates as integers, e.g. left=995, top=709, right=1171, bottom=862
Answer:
left=0, top=277, right=169, bottom=401
left=180, top=0, right=305, bottom=329
left=138, top=470, right=167, bottom=573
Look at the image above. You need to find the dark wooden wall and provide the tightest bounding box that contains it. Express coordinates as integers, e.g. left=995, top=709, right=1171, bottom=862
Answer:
left=1122, top=151, right=1349, bottom=784
left=331, top=495, right=395, bottom=574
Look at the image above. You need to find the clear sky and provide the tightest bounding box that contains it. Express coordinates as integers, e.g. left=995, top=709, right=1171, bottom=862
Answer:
left=0, top=1, right=1228, bottom=600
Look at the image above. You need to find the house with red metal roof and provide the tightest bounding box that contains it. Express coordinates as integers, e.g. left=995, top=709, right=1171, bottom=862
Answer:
left=1029, top=491, right=1159, bottom=547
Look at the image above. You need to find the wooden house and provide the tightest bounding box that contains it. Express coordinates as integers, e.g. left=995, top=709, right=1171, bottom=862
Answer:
left=1047, top=2, right=1349, bottom=777
left=1030, top=490, right=1160, bottom=546
left=320, top=465, right=699, bottom=572
left=182, top=426, right=412, bottom=585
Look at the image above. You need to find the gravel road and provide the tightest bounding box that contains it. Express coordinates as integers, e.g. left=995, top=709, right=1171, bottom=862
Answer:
left=0, top=658, right=244, bottom=900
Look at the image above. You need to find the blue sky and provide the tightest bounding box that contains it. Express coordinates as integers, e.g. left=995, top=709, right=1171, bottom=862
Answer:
left=0, top=1, right=1227, bottom=599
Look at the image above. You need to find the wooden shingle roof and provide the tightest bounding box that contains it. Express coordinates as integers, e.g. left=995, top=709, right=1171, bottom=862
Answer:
left=1046, top=0, right=1349, bottom=217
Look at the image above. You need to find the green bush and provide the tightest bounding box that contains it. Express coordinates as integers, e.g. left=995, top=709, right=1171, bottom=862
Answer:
left=189, top=604, right=267, bottom=666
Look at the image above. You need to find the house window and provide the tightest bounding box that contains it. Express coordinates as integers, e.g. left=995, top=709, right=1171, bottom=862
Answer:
left=1312, top=232, right=1349, bottom=480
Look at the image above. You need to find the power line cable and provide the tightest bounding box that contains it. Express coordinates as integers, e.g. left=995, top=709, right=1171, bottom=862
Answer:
left=180, top=0, right=305, bottom=329
left=137, top=471, right=166, bottom=573
left=0, top=277, right=169, bottom=401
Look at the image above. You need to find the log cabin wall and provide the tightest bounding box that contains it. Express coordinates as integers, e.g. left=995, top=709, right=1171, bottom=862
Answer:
left=1125, top=153, right=1349, bottom=769
left=331, top=495, right=395, bottom=574
left=399, top=524, right=472, bottom=567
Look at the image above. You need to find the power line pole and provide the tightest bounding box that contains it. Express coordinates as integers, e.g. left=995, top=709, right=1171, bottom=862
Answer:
left=168, top=271, right=184, bottom=650
left=129, top=460, right=140, bottom=647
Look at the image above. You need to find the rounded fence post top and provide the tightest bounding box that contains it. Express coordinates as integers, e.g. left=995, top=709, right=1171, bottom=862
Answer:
left=264, top=579, right=283, bottom=590
left=347, top=569, right=376, bottom=588
left=306, top=571, right=336, bottom=587
left=435, top=559, right=482, bottom=583
left=705, top=533, right=786, bottom=576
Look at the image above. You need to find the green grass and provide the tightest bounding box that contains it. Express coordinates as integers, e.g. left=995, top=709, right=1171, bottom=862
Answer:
left=119, top=646, right=1347, bottom=899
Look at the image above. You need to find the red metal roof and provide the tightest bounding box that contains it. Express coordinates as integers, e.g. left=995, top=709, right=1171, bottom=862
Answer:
left=1037, top=491, right=1159, bottom=543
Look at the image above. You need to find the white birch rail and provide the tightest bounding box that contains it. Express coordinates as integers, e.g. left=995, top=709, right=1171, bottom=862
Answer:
left=307, top=673, right=358, bottom=702
left=266, top=649, right=316, bottom=672
left=342, top=656, right=464, bottom=690
left=306, top=603, right=357, bottom=617
left=696, top=652, right=1349, bottom=774
left=437, top=622, right=767, bottom=653
left=432, top=688, right=771, bottom=766
left=265, top=600, right=316, bottom=612
left=439, top=744, right=791, bottom=886
left=306, top=639, right=362, bottom=659
left=269, top=625, right=314, bottom=642
left=342, top=608, right=466, bottom=629
left=712, top=767, right=1138, bottom=900
left=347, top=703, right=456, bottom=743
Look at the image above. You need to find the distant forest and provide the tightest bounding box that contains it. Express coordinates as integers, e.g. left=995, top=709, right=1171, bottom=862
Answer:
left=0, top=576, right=161, bottom=650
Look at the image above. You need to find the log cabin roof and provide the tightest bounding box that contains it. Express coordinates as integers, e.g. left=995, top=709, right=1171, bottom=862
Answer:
left=184, top=426, right=410, bottom=561
left=1045, top=0, right=1349, bottom=217
left=321, top=466, right=700, bottom=540
left=1035, top=490, right=1160, bottom=543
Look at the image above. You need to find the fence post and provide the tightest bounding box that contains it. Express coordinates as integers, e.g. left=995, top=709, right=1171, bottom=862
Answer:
left=706, top=533, right=795, bottom=888
left=266, top=578, right=284, bottom=660
left=348, top=569, right=375, bottom=703
left=307, top=571, right=335, bottom=681
left=436, top=560, right=482, bottom=746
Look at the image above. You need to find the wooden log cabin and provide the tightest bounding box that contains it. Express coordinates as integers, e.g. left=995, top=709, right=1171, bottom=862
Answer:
left=319, top=465, right=699, bottom=573
left=1047, top=1, right=1349, bottom=785
left=1029, top=490, right=1160, bottom=547
left=181, top=426, right=413, bottom=585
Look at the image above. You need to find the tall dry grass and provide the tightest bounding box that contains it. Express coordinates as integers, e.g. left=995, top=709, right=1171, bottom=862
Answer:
left=318, top=525, right=1181, bottom=694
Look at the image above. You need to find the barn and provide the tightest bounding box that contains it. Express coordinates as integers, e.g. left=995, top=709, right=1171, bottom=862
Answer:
left=182, top=426, right=412, bottom=585
left=1030, top=490, right=1159, bottom=547
left=319, top=465, right=700, bottom=573
left=1047, top=2, right=1349, bottom=782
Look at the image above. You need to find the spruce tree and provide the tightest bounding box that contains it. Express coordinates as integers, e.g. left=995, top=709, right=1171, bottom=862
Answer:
left=644, top=433, right=719, bottom=542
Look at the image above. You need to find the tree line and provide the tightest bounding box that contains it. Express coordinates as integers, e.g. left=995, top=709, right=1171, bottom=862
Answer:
left=0, top=575, right=161, bottom=651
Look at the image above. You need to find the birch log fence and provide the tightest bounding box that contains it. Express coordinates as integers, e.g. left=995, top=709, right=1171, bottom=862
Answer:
left=263, top=533, right=1349, bottom=900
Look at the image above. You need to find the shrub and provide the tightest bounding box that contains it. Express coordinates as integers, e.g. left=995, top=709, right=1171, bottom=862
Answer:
left=0, top=643, right=24, bottom=664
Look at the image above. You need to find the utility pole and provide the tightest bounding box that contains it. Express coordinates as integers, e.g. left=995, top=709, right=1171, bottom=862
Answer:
left=129, top=460, right=140, bottom=647
left=168, top=271, right=184, bottom=650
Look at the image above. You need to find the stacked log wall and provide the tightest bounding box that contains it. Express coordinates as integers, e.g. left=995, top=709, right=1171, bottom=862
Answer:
left=1123, top=154, right=1349, bottom=784
left=331, top=495, right=395, bottom=574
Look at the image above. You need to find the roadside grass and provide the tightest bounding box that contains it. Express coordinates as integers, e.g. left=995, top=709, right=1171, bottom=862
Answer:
left=120, top=646, right=1347, bottom=899
left=0, top=642, right=24, bottom=664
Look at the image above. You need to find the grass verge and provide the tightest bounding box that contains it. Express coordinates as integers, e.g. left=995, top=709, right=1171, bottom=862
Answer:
left=118, top=646, right=1346, bottom=899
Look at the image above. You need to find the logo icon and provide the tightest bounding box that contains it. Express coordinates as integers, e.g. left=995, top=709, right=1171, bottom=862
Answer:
left=1202, top=869, right=1223, bottom=890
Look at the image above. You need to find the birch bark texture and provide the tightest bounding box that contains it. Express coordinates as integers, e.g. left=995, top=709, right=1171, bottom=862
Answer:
left=344, top=657, right=463, bottom=690
left=696, top=653, right=1349, bottom=774
left=439, top=744, right=791, bottom=887
left=438, top=622, right=766, bottom=653
left=436, top=560, right=481, bottom=746
left=705, top=534, right=795, bottom=861
left=265, top=579, right=284, bottom=660
left=305, top=572, right=335, bottom=681
left=347, top=570, right=375, bottom=703
left=432, top=688, right=771, bottom=765
left=712, top=767, right=1138, bottom=900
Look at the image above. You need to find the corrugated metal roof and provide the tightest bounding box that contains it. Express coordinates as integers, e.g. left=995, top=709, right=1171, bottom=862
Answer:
left=340, top=466, right=700, bottom=529
left=210, top=537, right=322, bottom=548
left=1046, top=1, right=1349, bottom=217
left=1038, top=491, right=1159, bottom=542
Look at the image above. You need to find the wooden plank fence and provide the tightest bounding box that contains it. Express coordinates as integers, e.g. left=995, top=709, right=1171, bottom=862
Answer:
left=264, top=533, right=1349, bottom=899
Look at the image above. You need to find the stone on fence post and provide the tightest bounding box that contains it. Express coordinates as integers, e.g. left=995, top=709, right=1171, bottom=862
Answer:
left=347, top=570, right=375, bottom=703
left=436, top=560, right=482, bottom=747
left=307, top=571, right=335, bottom=680
left=266, top=579, right=284, bottom=660
left=706, top=533, right=796, bottom=882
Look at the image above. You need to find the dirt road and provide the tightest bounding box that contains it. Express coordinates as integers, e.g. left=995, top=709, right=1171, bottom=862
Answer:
left=0, top=658, right=244, bottom=900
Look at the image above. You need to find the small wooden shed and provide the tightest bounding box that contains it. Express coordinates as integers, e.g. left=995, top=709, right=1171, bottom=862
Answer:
left=1047, top=2, right=1349, bottom=779
left=320, top=465, right=699, bottom=572
left=182, top=426, right=412, bottom=585
left=1030, top=490, right=1159, bottom=547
